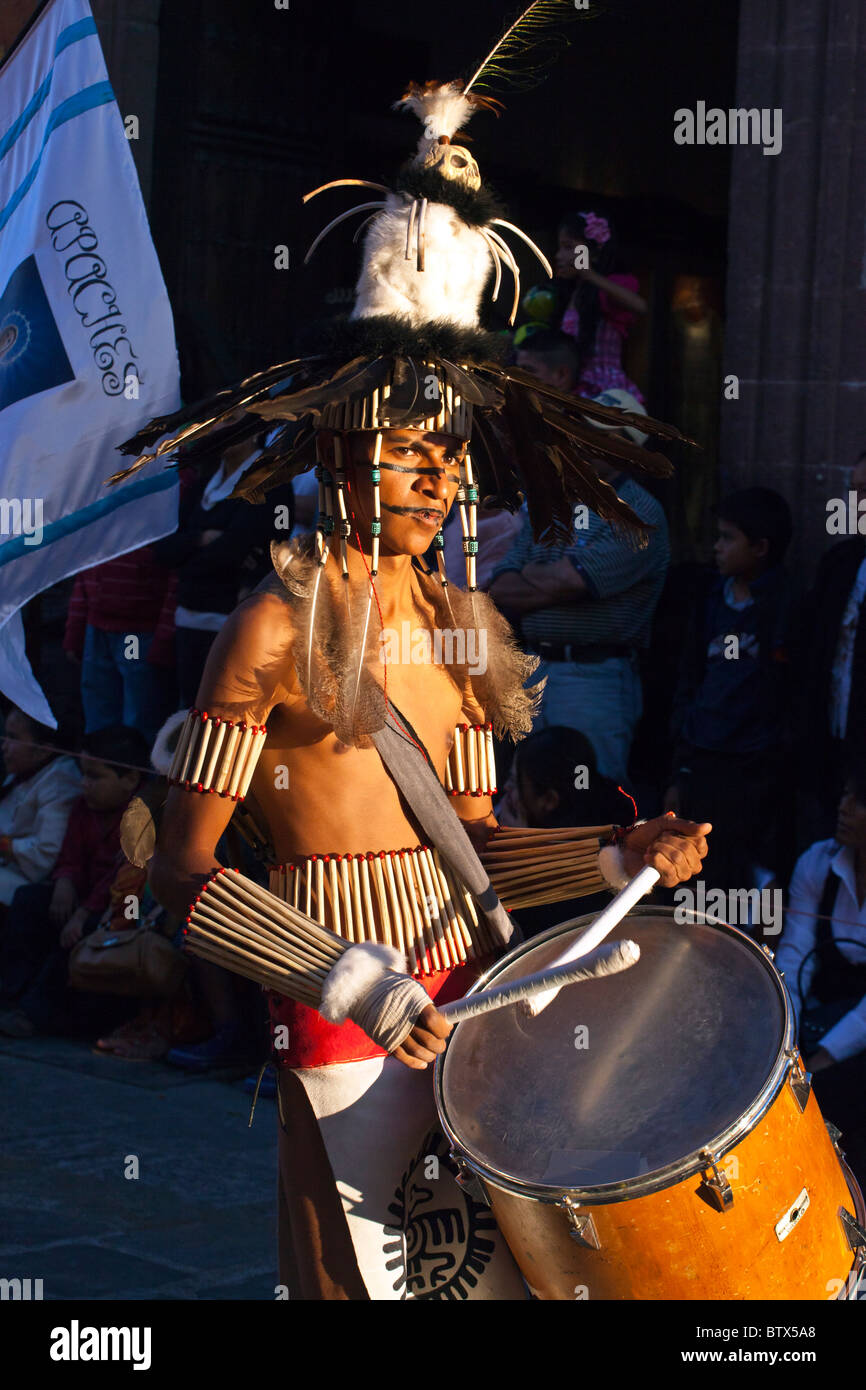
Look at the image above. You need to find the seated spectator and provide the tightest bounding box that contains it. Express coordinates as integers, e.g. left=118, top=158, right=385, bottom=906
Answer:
left=0, top=725, right=150, bottom=1037
left=93, top=870, right=186, bottom=1060
left=666, top=488, right=799, bottom=893
left=775, top=758, right=866, bottom=1182
left=496, top=725, right=632, bottom=937
left=63, top=546, right=177, bottom=745
left=0, top=708, right=81, bottom=909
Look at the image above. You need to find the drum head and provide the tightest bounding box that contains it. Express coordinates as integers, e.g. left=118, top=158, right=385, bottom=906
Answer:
left=439, top=910, right=787, bottom=1194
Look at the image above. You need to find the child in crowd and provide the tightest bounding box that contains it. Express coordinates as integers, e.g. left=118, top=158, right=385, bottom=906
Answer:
left=0, top=707, right=81, bottom=910
left=666, top=487, right=799, bottom=893
left=775, top=757, right=866, bottom=1183
left=0, top=725, right=150, bottom=1037
left=553, top=209, right=647, bottom=402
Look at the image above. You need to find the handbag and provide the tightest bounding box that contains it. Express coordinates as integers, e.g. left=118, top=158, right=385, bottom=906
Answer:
left=69, top=923, right=187, bottom=998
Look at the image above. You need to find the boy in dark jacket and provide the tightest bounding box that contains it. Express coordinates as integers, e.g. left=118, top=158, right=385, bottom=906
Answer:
left=665, top=488, right=799, bottom=892
left=0, top=726, right=150, bottom=1036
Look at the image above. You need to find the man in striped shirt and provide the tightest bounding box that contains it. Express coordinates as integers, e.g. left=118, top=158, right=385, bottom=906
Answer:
left=489, top=335, right=669, bottom=785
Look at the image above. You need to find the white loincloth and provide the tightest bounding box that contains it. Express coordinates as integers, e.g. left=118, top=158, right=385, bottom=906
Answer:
left=294, top=1057, right=529, bottom=1301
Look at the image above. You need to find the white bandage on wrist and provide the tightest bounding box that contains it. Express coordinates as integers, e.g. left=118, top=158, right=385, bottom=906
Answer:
left=319, top=942, right=432, bottom=1053
left=598, top=844, right=631, bottom=891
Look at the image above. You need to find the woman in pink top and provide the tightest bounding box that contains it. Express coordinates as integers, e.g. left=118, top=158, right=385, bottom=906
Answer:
left=554, top=210, right=647, bottom=403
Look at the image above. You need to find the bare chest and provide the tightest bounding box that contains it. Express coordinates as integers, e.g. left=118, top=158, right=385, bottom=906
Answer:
left=249, top=657, right=464, bottom=859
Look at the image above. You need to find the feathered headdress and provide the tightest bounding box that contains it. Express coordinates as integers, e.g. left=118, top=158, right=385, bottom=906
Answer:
left=111, top=1, right=686, bottom=583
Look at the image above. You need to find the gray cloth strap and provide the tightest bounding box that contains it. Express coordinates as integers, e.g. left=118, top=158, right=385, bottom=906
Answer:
left=370, top=709, right=517, bottom=949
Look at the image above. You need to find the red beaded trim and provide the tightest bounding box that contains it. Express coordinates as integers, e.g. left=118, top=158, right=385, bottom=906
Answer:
left=268, top=845, right=434, bottom=870
left=168, top=712, right=267, bottom=801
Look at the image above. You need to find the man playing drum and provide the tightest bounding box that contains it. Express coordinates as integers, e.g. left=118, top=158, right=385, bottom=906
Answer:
left=117, top=67, right=711, bottom=1298
left=146, top=420, right=710, bottom=1298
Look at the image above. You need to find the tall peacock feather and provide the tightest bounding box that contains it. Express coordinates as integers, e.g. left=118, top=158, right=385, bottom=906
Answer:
left=462, top=0, right=585, bottom=97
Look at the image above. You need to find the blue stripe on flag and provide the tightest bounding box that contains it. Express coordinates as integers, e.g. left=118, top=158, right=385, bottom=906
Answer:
left=0, top=80, right=115, bottom=233
left=0, top=18, right=99, bottom=163
left=0, top=473, right=178, bottom=569
left=0, top=73, right=54, bottom=162
left=54, top=17, right=98, bottom=56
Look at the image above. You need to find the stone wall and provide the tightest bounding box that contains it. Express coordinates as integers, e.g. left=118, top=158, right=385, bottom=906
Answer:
left=722, top=0, right=866, bottom=571
left=90, top=0, right=161, bottom=208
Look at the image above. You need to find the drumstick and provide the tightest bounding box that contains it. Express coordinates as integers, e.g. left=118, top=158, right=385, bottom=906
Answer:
left=522, top=863, right=660, bottom=1016
left=439, top=939, right=640, bottom=1023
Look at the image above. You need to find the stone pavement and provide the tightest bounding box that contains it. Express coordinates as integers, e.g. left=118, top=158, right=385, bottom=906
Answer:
left=0, top=1035, right=279, bottom=1300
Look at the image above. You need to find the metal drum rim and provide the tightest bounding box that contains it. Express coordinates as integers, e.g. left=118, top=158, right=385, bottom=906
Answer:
left=836, top=1160, right=866, bottom=1299
left=435, top=904, right=796, bottom=1206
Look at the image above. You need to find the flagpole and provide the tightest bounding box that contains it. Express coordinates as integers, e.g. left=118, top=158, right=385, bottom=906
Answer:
left=0, top=0, right=54, bottom=74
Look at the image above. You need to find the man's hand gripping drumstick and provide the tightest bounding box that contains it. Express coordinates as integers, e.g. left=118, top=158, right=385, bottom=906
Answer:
left=521, top=814, right=712, bottom=1016
left=618, top=814, right=712, bottom=886
left=394, top=815, right=712, bottom=1061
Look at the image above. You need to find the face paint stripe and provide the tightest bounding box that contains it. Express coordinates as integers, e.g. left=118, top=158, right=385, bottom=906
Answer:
left=373, top=460, right=462, bottom=480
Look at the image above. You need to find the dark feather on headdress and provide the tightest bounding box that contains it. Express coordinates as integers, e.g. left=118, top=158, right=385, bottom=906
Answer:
left=300, top=314, right=506, bottom=365
left=393, top=165, right=504, bottom=227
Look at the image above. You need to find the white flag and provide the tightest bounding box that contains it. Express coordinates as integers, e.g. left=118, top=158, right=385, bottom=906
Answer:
left=0, top=0, right=180, bottom=723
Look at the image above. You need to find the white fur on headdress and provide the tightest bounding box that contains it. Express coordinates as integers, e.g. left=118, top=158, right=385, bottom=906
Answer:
left=393, top=81, right=477, bottom=159
left=352, top=195, right=491, bottom=327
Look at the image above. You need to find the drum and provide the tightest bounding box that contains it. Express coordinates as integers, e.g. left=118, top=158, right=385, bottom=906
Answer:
left=435, top=906, right=866, bottom=1300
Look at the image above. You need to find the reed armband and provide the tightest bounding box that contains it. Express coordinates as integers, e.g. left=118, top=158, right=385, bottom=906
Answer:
left=168, top=710, right=267, bottom=801
left=445, top=723, right=497, bottom=797
left=183, top=869, right=430, bottom=1052
left=479, top=825, right=617, bottom=909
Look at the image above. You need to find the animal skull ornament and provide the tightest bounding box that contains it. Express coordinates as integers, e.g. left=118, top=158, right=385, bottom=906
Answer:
left=420, top=142, right=481, bottom=191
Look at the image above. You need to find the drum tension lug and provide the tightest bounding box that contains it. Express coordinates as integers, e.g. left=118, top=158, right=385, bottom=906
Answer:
left=840, top=1208, right=866, bottom=1253
left=559, top=1196, right=601, bottom=1249
left=825, top=1120, right=845, bottom=1156
left=697, top=1150, right=734, bottom=1212
left=785, top=1049, right=812, bottom=1112
left=450, top=1154, right=490, bottom=1208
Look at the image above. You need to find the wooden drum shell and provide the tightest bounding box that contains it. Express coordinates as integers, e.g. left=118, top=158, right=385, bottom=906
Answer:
left=437, top=906, right=865, bottom=1302
left=484, top=1079, right=861, bottom=1300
